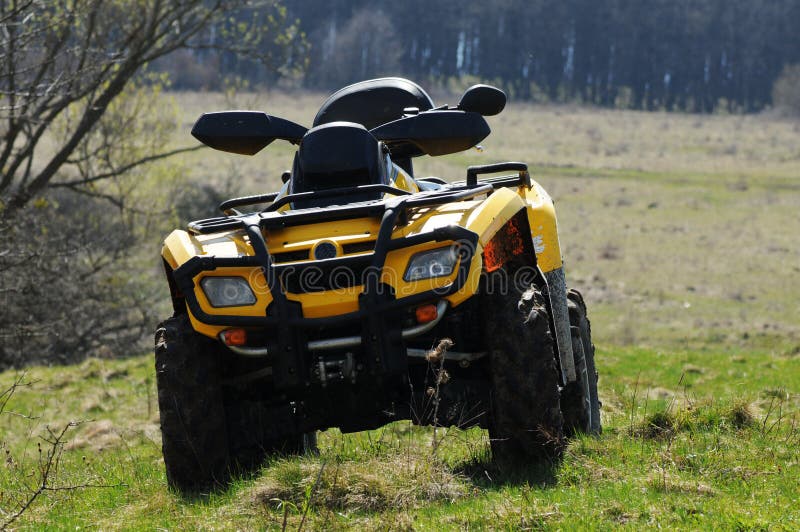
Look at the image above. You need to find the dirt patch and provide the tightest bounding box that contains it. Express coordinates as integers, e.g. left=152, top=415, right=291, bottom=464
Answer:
left=65, top=419, right=119, bottom=452
left=681, top=364, right=705, bottom=375
left=643, top=387, right=676, bottom=401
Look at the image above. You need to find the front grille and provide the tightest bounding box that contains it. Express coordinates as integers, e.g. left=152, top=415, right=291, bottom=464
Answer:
left=272, top=249, right=310, bottom=263
left=342, top=240, right=375, bottom=254
left=272, top=241, right=373, bottom=264
left=278, top=256, right=373, bottom=293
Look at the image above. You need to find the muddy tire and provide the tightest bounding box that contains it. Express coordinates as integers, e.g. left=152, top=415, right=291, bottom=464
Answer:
left=155, top=316, right=230, bottom=493
left=484, top=280, right=565, bottom=465
left=560, top=289, right=601, bottom=435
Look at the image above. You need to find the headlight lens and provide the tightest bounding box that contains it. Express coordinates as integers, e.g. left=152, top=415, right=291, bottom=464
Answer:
left=200, top=276, right=256, bottom=307
left=404, top=247, right=458, bottom=282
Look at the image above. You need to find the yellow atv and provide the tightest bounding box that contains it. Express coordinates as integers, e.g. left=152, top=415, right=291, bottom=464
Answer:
left=154, top=78, right=600, bottom=493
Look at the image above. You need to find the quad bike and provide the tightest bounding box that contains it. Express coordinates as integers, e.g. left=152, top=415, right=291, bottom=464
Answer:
left=154, top=78, right=600, bottom=493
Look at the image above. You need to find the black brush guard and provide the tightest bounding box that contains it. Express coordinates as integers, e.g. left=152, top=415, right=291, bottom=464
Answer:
left=172, top=183, right=495, bottom=389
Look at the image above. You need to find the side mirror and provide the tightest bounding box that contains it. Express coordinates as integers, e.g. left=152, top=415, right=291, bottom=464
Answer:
left=457, top=85, right=506, bottom=116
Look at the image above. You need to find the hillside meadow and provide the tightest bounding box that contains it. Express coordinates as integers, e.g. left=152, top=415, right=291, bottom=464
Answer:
left=1, top=91, right=799, bottom=529
left=175, top=90, right=800, bottom=350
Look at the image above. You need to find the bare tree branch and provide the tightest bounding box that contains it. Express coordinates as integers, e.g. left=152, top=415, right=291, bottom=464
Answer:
left=52, top=145, right=203, bottom=188
left=0, top=0, right=303, bottom=219
left=0, top=420, right=124, bottom=529
left=0, top=0, right=305, bottom=368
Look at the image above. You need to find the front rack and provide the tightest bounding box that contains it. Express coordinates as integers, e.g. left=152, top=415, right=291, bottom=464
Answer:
left=189, top=161, right=530, bottom=236
left=177, top=161, right=534, bottom=329
left=188, top=182, right=493, bottom=235
left=175, top=181, right=494, bottom=328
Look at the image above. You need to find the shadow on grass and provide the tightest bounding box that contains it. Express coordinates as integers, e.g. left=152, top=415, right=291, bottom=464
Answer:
left=454, top=455, right=560, bottom=489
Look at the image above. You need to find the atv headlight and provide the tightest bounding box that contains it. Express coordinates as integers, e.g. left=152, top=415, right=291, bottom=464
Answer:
left=200, top=276, right=256, bottom=307
left=404, top=247, right=458, bottom=282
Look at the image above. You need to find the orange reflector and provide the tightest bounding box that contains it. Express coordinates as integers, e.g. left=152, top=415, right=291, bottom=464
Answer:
left=221, top=328, right=247, bottom=346
left=415, top=304, right=438, bottom=324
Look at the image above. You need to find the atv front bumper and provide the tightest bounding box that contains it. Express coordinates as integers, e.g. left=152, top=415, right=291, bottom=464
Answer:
left=172, top=192, right=486, bottom=390
left=221, top=299, right=449, bottom=357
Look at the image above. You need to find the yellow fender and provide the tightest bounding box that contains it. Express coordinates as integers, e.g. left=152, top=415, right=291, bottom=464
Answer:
left=464, top=183, right=563, bottom=273
left=442, top=185, right=562, bottom=308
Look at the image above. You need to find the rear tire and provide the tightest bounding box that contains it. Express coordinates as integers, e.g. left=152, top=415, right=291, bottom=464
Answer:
left=155, top=316, right=230, bottom=493
left=483, top=279, right=565, bottom=466
left=560, top=289, right=601, bottom=435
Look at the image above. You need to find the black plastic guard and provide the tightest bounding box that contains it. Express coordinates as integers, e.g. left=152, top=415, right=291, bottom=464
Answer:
left=266, top=300, right=306, bottom=390
left=359, top=286, right=406, bottom=377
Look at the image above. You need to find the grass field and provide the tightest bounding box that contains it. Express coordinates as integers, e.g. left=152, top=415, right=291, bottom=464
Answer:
left=2, top=346, right=797, bottom=529
left=1, top=91, right=799, bottom=529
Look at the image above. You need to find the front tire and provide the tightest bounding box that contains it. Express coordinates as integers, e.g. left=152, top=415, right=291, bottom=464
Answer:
left=483, top=279, right=565, bottom=465
left=155, top=316, right=230, bottom=493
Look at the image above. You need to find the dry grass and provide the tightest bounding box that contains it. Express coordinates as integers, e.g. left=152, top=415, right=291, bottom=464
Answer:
left=485, top=104, right=800, bottom=178
left=248, top=451, right=467, bottom=515
left=171, top=90, right=800, bottom=185
left=167, top=91, right=800, bottom=350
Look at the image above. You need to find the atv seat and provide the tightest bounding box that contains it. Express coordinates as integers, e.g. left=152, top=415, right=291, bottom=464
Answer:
left=290, top=121, right=388, bottom=208
left=313, top=78, right=435, bottom=177
left=313, top=78, right=434, bottom=130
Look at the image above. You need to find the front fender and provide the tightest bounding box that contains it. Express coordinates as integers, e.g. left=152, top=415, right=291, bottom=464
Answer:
left=445, top=188, right=533, bottom=308
left=463, top=187, right=527, bottom=247
left=461, top=185, right=563, bottom=274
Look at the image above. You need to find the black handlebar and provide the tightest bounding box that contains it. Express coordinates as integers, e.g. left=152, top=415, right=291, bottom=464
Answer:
left=219, top=193, right=281, bottom=214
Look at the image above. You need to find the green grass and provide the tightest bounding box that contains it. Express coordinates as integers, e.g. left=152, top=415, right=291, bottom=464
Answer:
left=2, top=92, right=799, bottom=528
left=1, top=344, right=798, bottom=529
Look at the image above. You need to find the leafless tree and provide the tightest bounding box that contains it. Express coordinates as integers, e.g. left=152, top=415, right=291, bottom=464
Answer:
left=0, top=0, right=304, bottom=218
left=0, top=0, right=305, bottom=367
left=310, top=8, right=402, bottom=88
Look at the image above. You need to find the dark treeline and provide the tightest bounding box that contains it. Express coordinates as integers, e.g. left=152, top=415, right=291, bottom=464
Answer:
left=157, top=0, right=800, bottom=112
left=158, top=1, right=800, bottom=113
left=285, top=0, right=800, bottom=113
left=172, top=0, right=791, bottom=116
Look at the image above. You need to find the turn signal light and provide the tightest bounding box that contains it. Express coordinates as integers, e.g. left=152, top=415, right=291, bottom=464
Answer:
left=415, top=304, right=438, bottom=324
left=221, top=328, right=247, bottom=346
